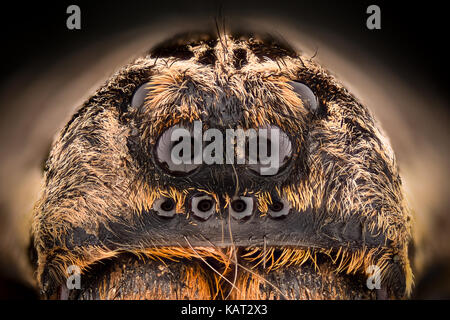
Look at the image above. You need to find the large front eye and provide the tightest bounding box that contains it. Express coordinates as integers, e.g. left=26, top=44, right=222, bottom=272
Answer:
left=288, top=81, right=319, bottom=112
left=155, top=125, right=202, bottom=175
left=247, top=125, right=292, bottom=176
left=131, top=82, right=152, bottom=109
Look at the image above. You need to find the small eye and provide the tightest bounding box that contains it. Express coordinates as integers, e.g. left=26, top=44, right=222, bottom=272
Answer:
left=288, top=81, right=319, bottom=112
left=131, top=82, right=152, bottom=109
left=155, top=125, right=202, bottom=175
left=152, top=197, right=176, bottom=218
left=229, top=197, right=254, bottom=220
left=267, top=198, right=291, bottom=218
left=247, top=125, right=292, bottom=176
left=191, top=195, right=216, bottom=220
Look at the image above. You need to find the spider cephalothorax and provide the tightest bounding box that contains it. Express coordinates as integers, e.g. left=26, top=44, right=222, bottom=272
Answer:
left=30, top=30, right=413, bottom=299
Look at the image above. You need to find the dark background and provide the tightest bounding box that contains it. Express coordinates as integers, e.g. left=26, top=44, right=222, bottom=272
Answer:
left=0, top=0, right=448, bottom=100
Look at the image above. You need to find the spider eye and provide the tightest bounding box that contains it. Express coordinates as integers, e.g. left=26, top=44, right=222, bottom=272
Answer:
left=267, top=198, right=291, bottom=218
left=131, top=82, right=152, bottom=109
left=229, top=197, right=254, bottom=220
left=247, top=125, right=292, bottom=175
left=152, top=197, right=176, bottom=218
left=191, top=195, right=216, bottom=220
left=155, top=125, right=202, bottom=176
left=288, top=81, right=319, bottom=112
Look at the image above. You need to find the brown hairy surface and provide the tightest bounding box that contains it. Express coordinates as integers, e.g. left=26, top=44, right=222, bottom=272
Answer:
left=26, top=31, right=414, bottom=299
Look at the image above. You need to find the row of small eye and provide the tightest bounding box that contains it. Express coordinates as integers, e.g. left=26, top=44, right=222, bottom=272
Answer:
left=152, top=195, right=291, bottom=220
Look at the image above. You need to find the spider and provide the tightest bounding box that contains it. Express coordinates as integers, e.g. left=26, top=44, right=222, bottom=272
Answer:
left=28, top=29, right=413, bottom=300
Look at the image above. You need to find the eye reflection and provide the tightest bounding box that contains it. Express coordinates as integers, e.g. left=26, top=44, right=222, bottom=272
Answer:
left=131, top=82, right=152, bottom=109
left=288, top=81, right=319, bottom=112
left=247, top=125, right=292, bottom=175
left=155, top=125, right=202, bottom=175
